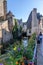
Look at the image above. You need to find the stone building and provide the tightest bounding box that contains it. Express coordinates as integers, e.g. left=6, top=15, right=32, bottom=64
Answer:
left=0, top=0, right=7, bottom=20
left=6, top=11, right=14, bottom=31
left=39, top=17, right=43, bottom=34
left=27, top=8, right=38, bottom=35
left=0, top=20, right=13, bottom=43
left=32, top=8, right=38, bottom=34
left=22, top=22, right=27, bottom=32
left=0, top=0, right=14, bottom=43
left=17, top=19, right=23, bottom=27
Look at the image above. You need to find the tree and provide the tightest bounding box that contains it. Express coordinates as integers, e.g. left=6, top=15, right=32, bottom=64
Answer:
left=12, top=19, right=18, bottom=40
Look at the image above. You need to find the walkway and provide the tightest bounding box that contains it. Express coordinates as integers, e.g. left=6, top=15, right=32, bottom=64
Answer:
left=37, top=36, right=43, bottom=65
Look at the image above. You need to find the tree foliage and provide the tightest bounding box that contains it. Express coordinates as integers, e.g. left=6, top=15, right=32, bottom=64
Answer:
left=12, top=19, right=18, bottom=40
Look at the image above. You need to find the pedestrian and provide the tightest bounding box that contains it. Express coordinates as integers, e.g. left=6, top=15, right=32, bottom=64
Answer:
left=39, top=32, right=42, bottom=43
left=37, top=35, right=40, bottom=44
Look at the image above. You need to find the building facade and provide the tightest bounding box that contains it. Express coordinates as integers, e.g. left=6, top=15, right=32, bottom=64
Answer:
left=0, top=20, right=13, bottom=43
left=0, top=0, right=7, bottom=20
left=22, top=23, right=27, bottom=32
left=7, top=11, right=14, bottom=31
left=27, top=8, right=40, bottom=36
left=32, top=8, right=38, bottom=34
left=0, top=0, right=14, bottom=43
left=39, top=17, right=43, bottom=34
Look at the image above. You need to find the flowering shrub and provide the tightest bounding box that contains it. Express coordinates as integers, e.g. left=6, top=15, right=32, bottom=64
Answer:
left=18, top=47, right=21, bottom=51
left=23, top=48, right=33, bottom=60
left=2, top=33, right=36, bottom=65
left=13, top=47, right=17, bottom=51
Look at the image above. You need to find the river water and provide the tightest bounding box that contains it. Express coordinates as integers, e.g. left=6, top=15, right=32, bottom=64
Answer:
left=22, top=37, right=28, bottom=47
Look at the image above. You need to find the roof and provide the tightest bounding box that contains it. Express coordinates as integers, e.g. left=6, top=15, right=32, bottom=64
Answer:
left=7, top=11, right=14, bottom=17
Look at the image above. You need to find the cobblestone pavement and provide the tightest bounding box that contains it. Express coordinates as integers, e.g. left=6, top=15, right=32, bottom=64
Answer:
left=37, top=37, right=43, bottom=65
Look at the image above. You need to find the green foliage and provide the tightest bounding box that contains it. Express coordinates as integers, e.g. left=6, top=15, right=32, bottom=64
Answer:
left=28, top=33, right=36, bottom=50
left=31, top=33, right=36, bottom=40
left=23, top=48, right=33, bottom=60
left=19, top=26, right=22, bottom=33
left=7, top=32, right=36, bottom=63
left=12, top=19, right=22, bottom=41
left=2, top=33, right=36, bottom=65
left=12, top=19, right=18, bottom=40
left=29, top=38, right=35, bottom=44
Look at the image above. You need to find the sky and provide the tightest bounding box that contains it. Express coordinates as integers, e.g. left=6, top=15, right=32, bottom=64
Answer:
left=7, top=0, right=43, bottom=22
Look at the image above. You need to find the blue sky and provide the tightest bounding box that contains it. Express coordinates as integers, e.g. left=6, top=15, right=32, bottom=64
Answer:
left=7, top=0, right=43, bottom=22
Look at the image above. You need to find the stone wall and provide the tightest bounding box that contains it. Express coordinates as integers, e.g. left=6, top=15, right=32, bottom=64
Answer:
left=0, top=20, right=13, bottom=43
left=40, top=17, right=43, bottom=34
left=0, top=0, right=4, bottom=17
left=0, top=0, right=7, bottom=20
left=31, top=8, right=39, bottom=35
